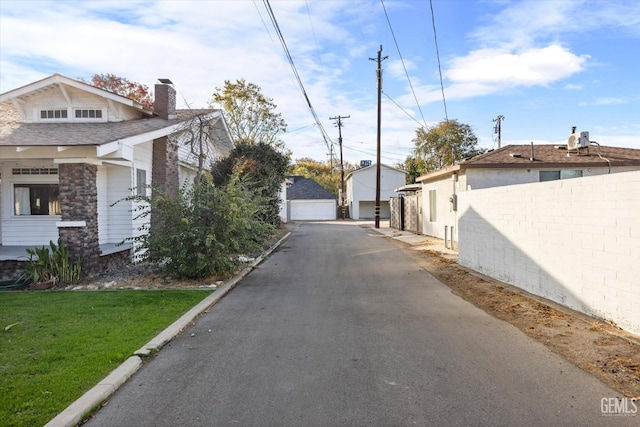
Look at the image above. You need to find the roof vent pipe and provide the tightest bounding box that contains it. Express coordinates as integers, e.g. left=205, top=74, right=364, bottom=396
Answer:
left=530, top=142, right=535, bottom=161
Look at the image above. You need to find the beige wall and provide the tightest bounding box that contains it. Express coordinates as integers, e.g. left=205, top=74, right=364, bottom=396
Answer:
left=458, top=171, right=640, bottom=335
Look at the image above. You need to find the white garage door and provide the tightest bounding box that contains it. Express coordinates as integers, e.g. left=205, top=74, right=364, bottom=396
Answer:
left=290, top=200, right=336, bottom=221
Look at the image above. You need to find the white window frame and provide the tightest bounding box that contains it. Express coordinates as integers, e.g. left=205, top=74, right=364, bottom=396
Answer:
left=12, top=183, right=61, bottom=216
left=37, top=108, right=70, bottom=122
left=73, top=108, right=106, bottom=122
left=136, top=169, right=147, bottom=196
left=429, top=190, right=437, bottom=222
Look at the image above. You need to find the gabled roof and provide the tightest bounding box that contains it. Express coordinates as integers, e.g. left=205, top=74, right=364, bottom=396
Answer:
left=345, top=163, right=407, bottom=180
left=286, top=176, right=336, bottom=200
left=0, top=73, right=153, bottom=115
left=417, top=144, right=640, bottom=182
left=0, top=108, right=230, bottom=150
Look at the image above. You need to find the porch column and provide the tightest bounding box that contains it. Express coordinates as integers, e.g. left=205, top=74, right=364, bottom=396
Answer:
left=152, top=135, right=180, bottom=198
left=57, top=163, right=100, bottom=276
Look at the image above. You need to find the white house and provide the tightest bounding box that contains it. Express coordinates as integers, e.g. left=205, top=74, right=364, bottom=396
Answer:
left=345, top=163, right=407, bottom=220
left=0, top=74, right=233, bottom=280
left=414, top=143, right=640, bottom=244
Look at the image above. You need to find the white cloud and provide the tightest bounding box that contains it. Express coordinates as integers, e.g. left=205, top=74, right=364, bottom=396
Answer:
left=578, top=97, right=628, bottom=106
left=446, top=45, right=588, bottom=87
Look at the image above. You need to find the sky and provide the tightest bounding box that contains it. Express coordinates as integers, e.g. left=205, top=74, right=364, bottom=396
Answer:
left=1, top=0, right=639, bottom=166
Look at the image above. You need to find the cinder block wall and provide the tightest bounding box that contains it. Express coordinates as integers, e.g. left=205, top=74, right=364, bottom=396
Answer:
left=458, top=171, right=640, bottom=335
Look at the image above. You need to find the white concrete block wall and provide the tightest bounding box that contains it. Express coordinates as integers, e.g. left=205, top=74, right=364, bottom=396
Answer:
left=458, top=171, right=640, bottom=335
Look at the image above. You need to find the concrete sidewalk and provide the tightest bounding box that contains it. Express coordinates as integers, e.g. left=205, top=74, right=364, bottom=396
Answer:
left=359, top=220, right=459, bottom=259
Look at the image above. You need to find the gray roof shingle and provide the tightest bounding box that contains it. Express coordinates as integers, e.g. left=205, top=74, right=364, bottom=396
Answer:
left=0, top=107, right=224, bottom=147
left=286, top=176, right=336, bottom=200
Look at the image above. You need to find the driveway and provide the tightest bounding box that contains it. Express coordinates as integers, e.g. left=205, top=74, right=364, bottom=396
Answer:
left=85, top=222, right=633, bottom=426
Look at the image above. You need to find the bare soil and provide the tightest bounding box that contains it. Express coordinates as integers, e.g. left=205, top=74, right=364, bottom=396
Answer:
left=392, top=239, right=640, bottom=400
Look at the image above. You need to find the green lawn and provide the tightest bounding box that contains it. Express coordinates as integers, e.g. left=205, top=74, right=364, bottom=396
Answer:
left=0, top=290, right=212, bottom=427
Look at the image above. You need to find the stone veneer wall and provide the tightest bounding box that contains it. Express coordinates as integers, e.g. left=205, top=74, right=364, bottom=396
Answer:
left=152, top=135, right=180, bottom=197
left=0, top=261, right=25, bottom=282
left=58, top=163, right=101, bottom=276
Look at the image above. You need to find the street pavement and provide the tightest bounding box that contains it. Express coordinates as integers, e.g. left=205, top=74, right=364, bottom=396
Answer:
left=85, top=221, right=633, bottom=426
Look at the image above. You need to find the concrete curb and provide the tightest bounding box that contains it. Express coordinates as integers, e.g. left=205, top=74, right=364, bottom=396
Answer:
left=44, top=231, right=291, bottom=427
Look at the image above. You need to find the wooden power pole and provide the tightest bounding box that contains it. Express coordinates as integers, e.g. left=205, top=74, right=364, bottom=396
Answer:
left=370, top=45, right=387, bottom=229
left=330, top=114, right=349, bottom=219
left=493, top=115, right=504, bottom=148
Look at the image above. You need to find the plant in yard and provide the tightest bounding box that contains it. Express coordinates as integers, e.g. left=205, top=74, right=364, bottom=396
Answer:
left=212, top=141, right=289, bottom=226
left=22, top=240, right=82, bottom=285
left=129, top=174, right=275, bottom=279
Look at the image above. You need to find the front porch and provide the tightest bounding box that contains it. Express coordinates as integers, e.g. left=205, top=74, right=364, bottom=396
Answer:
left=0, top=243, right=133, bottom=261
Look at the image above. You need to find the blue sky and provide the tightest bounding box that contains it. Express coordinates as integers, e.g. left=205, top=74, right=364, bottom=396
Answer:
left=1, top=0, right=639, bottom=165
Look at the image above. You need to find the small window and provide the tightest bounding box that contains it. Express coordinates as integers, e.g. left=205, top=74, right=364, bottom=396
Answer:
left=539, top=171, right=561, bottom=182
left=74, top=109, right=103, bottom=119
left=14, top=184, right=61, bottom=216
left=12, top=168, right=58, bottom=175
left=539, top=170, right=583, bottom=182
left=429, top=190, right=437, bottom=222
left=40, top=109, right=68, bottom=119
left=561, top=170, right=583, bottom=179
left=136, top=169, right=147, bottom=196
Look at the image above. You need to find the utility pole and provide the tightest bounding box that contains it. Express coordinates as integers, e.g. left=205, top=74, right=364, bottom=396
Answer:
left=370, top=45, right=387, bottom=229
left=330, top=114, right=350, bottom=219
left=493, top=115, right=504, bottom=148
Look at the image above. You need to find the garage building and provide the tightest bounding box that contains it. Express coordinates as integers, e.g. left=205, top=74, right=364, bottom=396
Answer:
left=285, top=176, right=337, bottom=221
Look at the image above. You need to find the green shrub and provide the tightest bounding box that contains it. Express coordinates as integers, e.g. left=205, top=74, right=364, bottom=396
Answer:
left=130, top=174, right=275, bottom=279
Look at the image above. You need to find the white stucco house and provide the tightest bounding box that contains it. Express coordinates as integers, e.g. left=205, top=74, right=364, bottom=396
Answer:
left=345, top=163, right=407, bottom=220
left=414, top=143, right=640, bottom=244
left=0, top=73, right=233, bottom=280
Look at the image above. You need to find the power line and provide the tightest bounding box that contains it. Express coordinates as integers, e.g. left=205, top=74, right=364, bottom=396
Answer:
left=262, top=0, right=333, bottom=154
left=380, top=0, right=427, bottom=128
left=382, top=91, right=424, bottom=128
left=429, top=0, right=448, bottom=122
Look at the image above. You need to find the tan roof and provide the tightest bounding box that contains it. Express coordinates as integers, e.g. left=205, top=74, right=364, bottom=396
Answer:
left=462, top=144, right=640, bottom=168
left=416, top=144, right=640, bottom=182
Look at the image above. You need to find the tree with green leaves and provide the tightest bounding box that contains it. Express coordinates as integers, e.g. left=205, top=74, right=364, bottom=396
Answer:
left=399, top=155, right=428, bottom=185
left=288, top=157, right=357, bottom=197
left=212, top=142, right=289, bottom=226
left=412, top=119, right=485, bottom=173
left=209, top=79, right=289, bottom=155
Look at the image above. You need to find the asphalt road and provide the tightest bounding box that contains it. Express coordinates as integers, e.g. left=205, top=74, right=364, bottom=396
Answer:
left=85, top=222, right=633, bottom=426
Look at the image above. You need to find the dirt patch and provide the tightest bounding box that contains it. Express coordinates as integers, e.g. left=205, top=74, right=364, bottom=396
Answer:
left=394, top=242, right=640, bottom=399
left=67, top=225, right=293, bottom=291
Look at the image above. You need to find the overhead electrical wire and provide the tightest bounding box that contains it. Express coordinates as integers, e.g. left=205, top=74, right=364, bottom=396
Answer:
left=429, top=0, right=448, bottom=123
left=382, top=91, right=425, bottom=128
left=262, top=0, right=334, bottom=153
left=380, top=0, right=427, bottom=129
left=305, top=1, right=324, bottom=69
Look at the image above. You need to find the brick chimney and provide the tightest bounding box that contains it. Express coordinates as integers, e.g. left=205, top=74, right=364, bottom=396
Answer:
left=154, top=79, right=177, bottom=120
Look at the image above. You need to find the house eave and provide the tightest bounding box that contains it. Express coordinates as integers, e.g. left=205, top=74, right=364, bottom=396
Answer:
left=0, top=73, right=153, bottom=116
